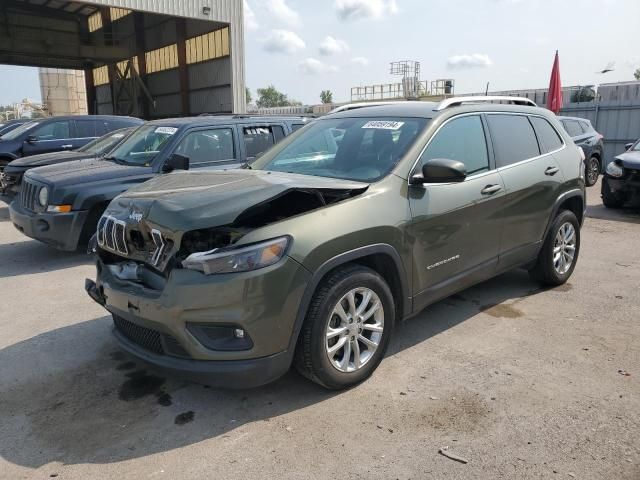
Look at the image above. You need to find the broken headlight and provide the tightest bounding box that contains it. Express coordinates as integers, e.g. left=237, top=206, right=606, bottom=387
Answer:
left=182, top=236, right=289, bottom=275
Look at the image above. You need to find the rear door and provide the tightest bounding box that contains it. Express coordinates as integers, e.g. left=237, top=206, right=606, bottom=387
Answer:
left=489, top=113, right=566, bottom=269
left=21, top=119, right=73, bottom=156
left=408, top=114, right=505, bottom=309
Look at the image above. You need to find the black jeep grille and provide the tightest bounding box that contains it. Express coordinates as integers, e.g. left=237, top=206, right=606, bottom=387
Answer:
left=113, top=316, right=190, bottom=358
left=21, top=179, right=39, bottom=211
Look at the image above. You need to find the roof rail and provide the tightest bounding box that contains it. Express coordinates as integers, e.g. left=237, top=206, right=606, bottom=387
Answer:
left=435, top=96, right=538, bottom=111
left=329, top=101, right=424, bottom=114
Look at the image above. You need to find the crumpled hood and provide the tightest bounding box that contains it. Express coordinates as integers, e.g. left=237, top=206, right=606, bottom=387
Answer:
left=614, top=150, right=640, bottom=169
left=6, top=151, right=94, bottom=171
left=109, top=169, right=369, bottom=231
left=25, top=159, right=148, bottom=187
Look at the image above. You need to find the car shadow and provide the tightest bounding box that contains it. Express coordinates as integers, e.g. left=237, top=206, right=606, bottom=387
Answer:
left=0, top=239, right=91, bottom=278
left=585, top=203, right=640, bottom=224
left=0, top=269, right=554, bottom=468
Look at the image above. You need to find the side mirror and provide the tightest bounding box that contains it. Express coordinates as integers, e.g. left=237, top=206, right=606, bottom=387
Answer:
left=163, top=153, right=190, bottom=173
left=409, top=158, right=467, bottom=185
left=625, top=143, right=634, bottom=151
left=26, top=135, right=37, bottom=144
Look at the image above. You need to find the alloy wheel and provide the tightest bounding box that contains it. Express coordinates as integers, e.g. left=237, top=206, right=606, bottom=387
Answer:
left=325, top=287, right=384, bottom=373
left=553, top=222, right=576, bottom=275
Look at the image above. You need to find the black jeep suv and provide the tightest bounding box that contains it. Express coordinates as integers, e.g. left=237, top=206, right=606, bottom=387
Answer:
left=9, top=115, right=311, bottom=251
left=0, top=127, right=136, bottom=203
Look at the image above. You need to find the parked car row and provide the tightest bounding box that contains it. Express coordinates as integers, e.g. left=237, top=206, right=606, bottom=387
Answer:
left=5, top=115, right=311, bottom=251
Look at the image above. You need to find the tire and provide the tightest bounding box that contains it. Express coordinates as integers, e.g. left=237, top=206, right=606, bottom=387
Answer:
left=77, top=204, right=106, bottom=251
left=585, top=156, right=600, bottom=187
left=294, top=264, right=395, bottom=390
left=601, top=177, right=624, bottom=209
left=529, top=210, right=580, bottom=286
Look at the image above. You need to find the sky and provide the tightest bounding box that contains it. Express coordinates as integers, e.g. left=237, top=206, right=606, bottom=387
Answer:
left=1, top=0, right=639, bottom=106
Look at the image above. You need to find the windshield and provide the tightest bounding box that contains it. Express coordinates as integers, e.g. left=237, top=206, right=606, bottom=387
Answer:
left=0, top=121, right=39, bottom=141
left=632, top=141, right=640, bottom=152
left=78, top=128, right=131, bottom=155
left=105, top=124, right=178, bottom=166
left=251, top=116, right=428, bottom=182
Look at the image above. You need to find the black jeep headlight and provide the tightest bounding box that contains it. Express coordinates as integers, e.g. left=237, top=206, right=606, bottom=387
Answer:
left=38, top=186, right=48, bottom=207
left=182, top=236, right=289, bottom=274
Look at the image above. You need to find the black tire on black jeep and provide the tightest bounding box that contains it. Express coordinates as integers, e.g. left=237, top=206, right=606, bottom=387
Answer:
left=601, top=177, right=624, bottom=209
left=529, top=210, right=580, bottom=286
left=294, top=264, right=395, bottom=390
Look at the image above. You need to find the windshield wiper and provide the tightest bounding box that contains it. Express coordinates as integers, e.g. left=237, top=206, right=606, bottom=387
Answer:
left=241, top=162, right=252, bottom=169
left=103, top=156, right=128, bottom=165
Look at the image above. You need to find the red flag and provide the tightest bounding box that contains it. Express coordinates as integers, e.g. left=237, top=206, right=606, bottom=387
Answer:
left=547, top=50, right=563, bottom=114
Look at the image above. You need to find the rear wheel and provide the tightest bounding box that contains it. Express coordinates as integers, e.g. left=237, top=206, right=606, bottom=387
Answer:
left=529, top=210, right=580, bottom=286
left=294, top=264, right=395, bottom=390
left=601, top=177, right=624, bottom=209
left=585, top=156, right=600, bottom=187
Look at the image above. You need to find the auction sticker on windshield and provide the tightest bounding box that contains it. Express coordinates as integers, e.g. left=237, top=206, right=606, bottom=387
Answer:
left=154, top=127, right=178, bottom=135
left=361, top=121, right=405, bottom=130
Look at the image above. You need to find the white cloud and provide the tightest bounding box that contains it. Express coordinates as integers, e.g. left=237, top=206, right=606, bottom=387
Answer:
left=446, top=53, right=493, bottom=70
left=262, top=30, right=305, bottom=55
left=298, top=58, right=339, bottom=75
left=334, top=0, right=398, bottom=21
left=262, top=0, right=300, bottom=27
left=244, top=1, right=258, bottom=31
left=319, top=36, right=350, bottom=56
left=351, top=56, right=370, bottom=66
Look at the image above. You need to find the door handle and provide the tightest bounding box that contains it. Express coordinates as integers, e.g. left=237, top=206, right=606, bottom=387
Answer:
left=61, top=144, right=73, bottom=149
left=545, top=166, right=559, bottom=176
left=481, top=184, right=502, bottom=195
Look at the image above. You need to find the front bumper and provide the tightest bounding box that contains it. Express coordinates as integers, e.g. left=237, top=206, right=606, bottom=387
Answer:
left=603, top=173, right=640, bottom=204
left=9, top=201, right=88, bottom=251
left=89, top=255, right=311, bottom=388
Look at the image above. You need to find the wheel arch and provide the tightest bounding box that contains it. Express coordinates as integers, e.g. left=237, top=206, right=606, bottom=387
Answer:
left=544, top=189, right=585, bottom=240
left=287, top=244, right=411, bottom=355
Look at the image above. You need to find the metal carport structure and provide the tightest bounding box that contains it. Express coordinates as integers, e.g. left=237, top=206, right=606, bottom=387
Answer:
left=0, top=0, right=246, bottom=117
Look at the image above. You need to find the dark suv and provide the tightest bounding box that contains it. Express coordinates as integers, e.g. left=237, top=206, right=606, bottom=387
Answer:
left=0, top=115, right=142, bottom=171
left=601, top=138, right=640, bottom=208
left=0, top=127, right=137, bottom=203
left=9, top=116, right=310, bottom=251
left=85, top=97, right=585, bottom=390
left=558, top=116, right=604, bottom=187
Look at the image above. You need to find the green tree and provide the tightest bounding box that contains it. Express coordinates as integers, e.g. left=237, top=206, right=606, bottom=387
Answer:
left=634, top=68, right=640, bottom=81
left=256, top=85, right=300, bottom=108
left=320, top=90, right=333, bottom=104
left=246, top=87, right=252, bottom=105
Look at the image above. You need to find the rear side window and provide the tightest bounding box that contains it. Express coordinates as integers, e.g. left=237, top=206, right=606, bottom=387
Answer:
left=243, top=125, right=282, bottom=158
left=530, top=116, right=564, bottom=153
left=561, top=120, right=583, bottom=137
left=76, top=120, right=106, bottom=138
left=420, top=115, right=489, bottom=175
left=487, top=114, right=540, bottom=167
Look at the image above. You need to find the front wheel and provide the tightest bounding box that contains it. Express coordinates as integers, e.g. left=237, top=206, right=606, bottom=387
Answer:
left=585, top=157, right=600, bottom=187
left=294, top=264, right=395, bottom=390
left=529, top=210, right=580, bottom=286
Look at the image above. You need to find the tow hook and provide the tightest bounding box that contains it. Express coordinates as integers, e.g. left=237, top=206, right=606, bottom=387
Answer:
left=85, top=278, right=106, bottom=306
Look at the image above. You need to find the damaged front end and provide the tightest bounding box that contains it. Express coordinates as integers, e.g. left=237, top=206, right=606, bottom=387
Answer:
left=91, top=171, right=368, bottom=291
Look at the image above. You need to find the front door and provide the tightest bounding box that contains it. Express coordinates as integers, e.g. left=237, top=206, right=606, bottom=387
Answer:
left=22, top=120, right=73, bottom=156
left=407, top=114, right=505, bottom=310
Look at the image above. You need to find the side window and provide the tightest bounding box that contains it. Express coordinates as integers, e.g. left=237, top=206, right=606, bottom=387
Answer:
left=562, top=120, right=583, bottom=137
left=486, top=114, right=540, bottom=167
left=291, top=123, right=305, bottom=132
left=243, top=125, right=280, bottom=158
left=580, top=121, right=592, bottom=133
left=174, top=128, right=235, bottom=164
left=33, top=121, right=71, bottom=141
left=420, top=115, right=489, bottom=175
left=529, top=116, right=564, bottom=153
left=75, top=120, right=104, bottom=138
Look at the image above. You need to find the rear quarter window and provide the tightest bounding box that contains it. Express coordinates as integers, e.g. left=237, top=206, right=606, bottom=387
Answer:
left=486, top=114, right=540, bottom=167
left=529, top=116, right=564, bottom=153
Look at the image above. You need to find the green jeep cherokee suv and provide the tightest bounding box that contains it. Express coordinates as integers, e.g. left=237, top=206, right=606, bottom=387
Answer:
left=86, top=97, right=586, bottom=390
